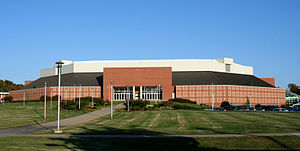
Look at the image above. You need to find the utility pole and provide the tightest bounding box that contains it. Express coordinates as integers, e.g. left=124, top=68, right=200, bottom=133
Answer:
left=110, top=81, right=114, bottom=119
left=249, top=95, right=251, bottom=108
left=79, top=84, right=81, bottom=110
left=92, top=87, right=94, bottom=108
left=44, top=82, right=47, bottom=119
left=211, top=83, right=214, bottom=111
left=23, top=91, right=26, bottom=106
left=127, top=84, right=129, bottom=111
left=50, top=90, right=53, bottom=109
left=55, top=61, right=64, bottom=133
left=74, top=85, right=76, bottom=102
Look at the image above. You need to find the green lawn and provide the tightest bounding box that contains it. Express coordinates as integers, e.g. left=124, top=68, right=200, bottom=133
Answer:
left=53, top=110, right=300, bottom=135
left=0, top=101, right=85, bottom=129
left=0, top=136, right=300, bottom=150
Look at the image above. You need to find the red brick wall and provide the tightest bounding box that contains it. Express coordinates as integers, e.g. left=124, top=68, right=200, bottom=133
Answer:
left=175, top=85, right=286, bottom=106
left=103, top=67, right=172, bottom=100
left=9, top=86, right=101, bottom=102
left=260, top=78, right=275, bottom=86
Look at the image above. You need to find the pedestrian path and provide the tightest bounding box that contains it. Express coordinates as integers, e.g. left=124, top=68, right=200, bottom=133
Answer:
left=0, top=104, right=124, bottom=138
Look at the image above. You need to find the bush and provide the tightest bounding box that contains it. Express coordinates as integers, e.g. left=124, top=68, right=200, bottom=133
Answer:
left=281, top=105, right=290, bottom=110
left=255, top=104, right=262, bottom=109
left=220, top=101, right=231, bottom=107
left=123, top=99, right=150, bottom=111
left=131, top=106, right=141, bottom=111
left=61, top=101, right=77, bottom=110
left=39, top=95, right=51, bottom=102
left=79, top=100, right=89, bottom=109
left=173, top=103, right=197, bottom=110
left=168, top=98, right=196, bottom=104
left=159, top=101, right=175, bottom=108
left=94, top=98, right=108, bottom=106
left=4, top=96, right=13, bottom=102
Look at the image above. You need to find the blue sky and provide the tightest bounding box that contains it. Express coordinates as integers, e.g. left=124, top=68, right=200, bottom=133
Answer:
left=0, top=0, right=299, bottom=88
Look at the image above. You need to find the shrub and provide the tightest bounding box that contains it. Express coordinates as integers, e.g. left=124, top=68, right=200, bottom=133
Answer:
left=281, top=105, right=290, bottom=110
left=173, top=103, right=197, bottom=110
left=4, top=96, right=13, bottom=102
left=255, top=104, right=262, bottom=109
left=168, top=98, right=196, bottom=104
left=131, top=106, right=141, bottom=111
left=159, top=101, right=175, bottom=108
left=123, top=99, right=150, bottom=111
left=94, top=98, right=107, bottom=106
left=220, top=101, right=231, bottom=107
left=79, top=100, right=89, bottom=109
left=39, top=95, right=51, bottom=102
left=61, top=101, right=77, bottom=110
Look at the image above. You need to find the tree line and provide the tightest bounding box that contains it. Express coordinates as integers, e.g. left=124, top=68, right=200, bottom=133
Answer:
left=288, top=83, right=300, bottom=95
left=0, top=80, right=24, bottom=92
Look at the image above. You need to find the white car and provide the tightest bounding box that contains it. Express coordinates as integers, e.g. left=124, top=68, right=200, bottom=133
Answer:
left=273, top=108, right=288, bottom=112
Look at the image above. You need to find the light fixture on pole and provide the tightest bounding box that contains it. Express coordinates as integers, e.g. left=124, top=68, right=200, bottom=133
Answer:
left=79, top=84, right=81, bottom=110
left=110, top=81, right=114, bottom=119
left=92, top=87, right=94, bottom=108
left=44, top=82, right=47, bottom=119
left=23, top=91, right=26, bottom=106
left=54, top=61, right=64, bottom=134
left=127, top=84, right=129, bottom=112
left=74, top=84, right=76, bottom=102
left=211, top=83, right=214, bottom=111
left=50, top=90, right=53, bottom=109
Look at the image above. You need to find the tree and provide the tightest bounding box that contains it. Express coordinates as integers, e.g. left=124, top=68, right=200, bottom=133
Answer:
left=288, top=83, right=300, bottom=95
left=220, top=101, right=231, bottom=107
left=0, top=80, right=24, bottom=92
left=244, top=96, right=250, bottom=108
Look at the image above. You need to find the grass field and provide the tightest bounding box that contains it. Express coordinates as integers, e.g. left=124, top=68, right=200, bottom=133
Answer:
left=53, top=110, right=300, bottom=135
left=0, top=136, right=300, bottom=150
left=0, top=101, right=85, bottom=129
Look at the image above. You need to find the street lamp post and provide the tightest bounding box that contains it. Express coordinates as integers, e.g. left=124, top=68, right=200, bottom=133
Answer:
left=127, top=84, right=129, bottom=112
left=211, top=83, right=214, bottom=111
left=92, top=87, right=94, bottom=108
left=23, top=91, right=26, bottom=106
left=110, top=81, right=114, bottom=119
left=54, top=61, right=64, bottom=134
left=74, top=85, right=76, bottom=102
left=44, top=82, right=47, bottom=119
left=50, top=90, right=53, bottom=109
left=79, top=84, right=81, bottom=110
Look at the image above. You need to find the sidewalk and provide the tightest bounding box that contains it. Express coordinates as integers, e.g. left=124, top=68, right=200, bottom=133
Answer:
left=0, top=104, right=124, bottom=138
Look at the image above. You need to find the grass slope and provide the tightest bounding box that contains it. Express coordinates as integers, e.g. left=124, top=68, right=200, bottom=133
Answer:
left=56, top=110, right=300, bottom=135
left=0, top=101, right=84, bottom=129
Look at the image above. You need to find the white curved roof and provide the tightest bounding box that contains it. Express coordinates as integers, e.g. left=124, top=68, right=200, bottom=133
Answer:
left=40, top=58, right=253, bottom=78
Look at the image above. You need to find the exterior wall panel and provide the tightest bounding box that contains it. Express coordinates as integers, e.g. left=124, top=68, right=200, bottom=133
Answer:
left=175, top=85, right=286, bottom=106
left=9, top=86, right=101, bottom=102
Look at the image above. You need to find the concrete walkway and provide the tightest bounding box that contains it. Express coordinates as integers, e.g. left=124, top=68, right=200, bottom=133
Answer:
left=0, top=104, right=124, bottom=138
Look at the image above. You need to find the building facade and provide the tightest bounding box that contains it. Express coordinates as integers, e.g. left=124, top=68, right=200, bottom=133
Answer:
left=9, top=58, right=286, bottom=106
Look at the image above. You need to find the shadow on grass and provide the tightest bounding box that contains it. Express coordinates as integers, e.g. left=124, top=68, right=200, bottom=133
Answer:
left=45, top=126, right=220, bottom=151
left=264, top=136, right=294, bottom=150
left=33, top=109, right=43, bottom=119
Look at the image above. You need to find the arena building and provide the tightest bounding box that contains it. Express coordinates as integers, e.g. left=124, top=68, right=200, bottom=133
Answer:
left=9, top=58, right=286, bottom=106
